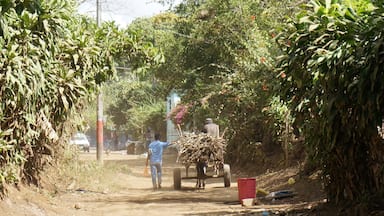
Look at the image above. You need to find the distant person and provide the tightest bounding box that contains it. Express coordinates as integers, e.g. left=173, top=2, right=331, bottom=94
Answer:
left=145, top=127, right=153, bottom=150
left=203, top=118, right=220, bottom=138
left=146, top=133, right=169, bottom=190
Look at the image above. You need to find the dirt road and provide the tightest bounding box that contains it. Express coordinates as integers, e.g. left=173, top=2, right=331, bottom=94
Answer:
left=67, top=150, right=254, bottom=216
left=1, top=149, right=323, bottom=216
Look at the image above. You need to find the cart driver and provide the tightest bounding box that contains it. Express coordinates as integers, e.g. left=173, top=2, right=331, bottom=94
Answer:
left=203, top=118, right=220, bottom=177
left=203, top=118, right=219, bottom=138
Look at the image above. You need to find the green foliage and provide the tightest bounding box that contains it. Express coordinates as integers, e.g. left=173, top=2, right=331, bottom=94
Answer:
left=80, top=23, right=165, bottom=138
left=278, top=0, right=384, bottom=205
left=116, top=26, right=165, bottom=78
left=128, top=13, right=182, bottom=91
left=265, top=96, right=293, bottom=140
left=146, top=0, right=301, bottom=166
left=0, top=128, right=23, bottom=192
left=0, top=0, right=96, bottom=188
left=0, top=0, right=156, bottom=191
left=97, top=13, right=180, bottom=142
left=125, top=100, right=167, bottom=139
left=75, top=0, right=305, bottom=170
left=105, top=79, right=167, bottom=140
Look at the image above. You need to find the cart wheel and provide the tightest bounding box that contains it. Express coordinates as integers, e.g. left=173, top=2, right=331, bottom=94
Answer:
left=173, top=168, right=181, bottom=190
left=223, top=164, right=231, bottom=187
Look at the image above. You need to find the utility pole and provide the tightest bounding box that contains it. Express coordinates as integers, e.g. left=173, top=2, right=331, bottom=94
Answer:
left=96, top=0, right=103, bottom=164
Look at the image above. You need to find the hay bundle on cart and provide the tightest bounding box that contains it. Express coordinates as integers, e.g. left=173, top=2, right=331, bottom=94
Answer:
left=172, top=132, right=231, bottom=189
left=174, top=133, right=227, bottom=165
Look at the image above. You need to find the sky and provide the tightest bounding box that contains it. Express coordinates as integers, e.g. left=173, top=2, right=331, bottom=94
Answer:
left=78, top=0, right=181, bottom=28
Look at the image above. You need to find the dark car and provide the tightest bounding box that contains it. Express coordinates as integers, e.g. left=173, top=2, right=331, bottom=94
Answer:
left=125, top=140, right=146, bottom=155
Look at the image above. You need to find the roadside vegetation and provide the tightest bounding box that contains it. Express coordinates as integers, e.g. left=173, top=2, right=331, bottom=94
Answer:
left=44, top=148, right=133, bottom=194
left=0, top=0, right=160, bottom=194
left=1, top=0, right=384, bottom=214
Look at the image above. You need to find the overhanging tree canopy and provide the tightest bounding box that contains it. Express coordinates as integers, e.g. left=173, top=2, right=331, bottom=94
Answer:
left=278, top=0, right=384, bottom=205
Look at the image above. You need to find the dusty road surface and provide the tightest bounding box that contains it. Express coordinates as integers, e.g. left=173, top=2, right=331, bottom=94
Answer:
left=1, top=149, right=324, bottom=216
left=67, top=150, right=251, bottom=216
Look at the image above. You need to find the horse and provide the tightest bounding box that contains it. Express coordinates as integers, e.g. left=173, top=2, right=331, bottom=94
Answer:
left=195, top=160, right=207, bottom=189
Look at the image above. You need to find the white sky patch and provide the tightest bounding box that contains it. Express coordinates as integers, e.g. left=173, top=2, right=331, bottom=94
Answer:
left=78, top=0, right=180, bottom=28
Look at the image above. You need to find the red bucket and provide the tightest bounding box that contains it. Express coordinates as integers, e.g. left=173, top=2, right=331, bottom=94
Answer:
left=237, top=178, right=256, bottom=203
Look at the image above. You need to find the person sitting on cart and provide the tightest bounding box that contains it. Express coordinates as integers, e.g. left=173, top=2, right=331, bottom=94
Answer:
left=146, top=133, right=169, bottom=190
left=203, top=118, right=220, bottom=138
left=202, top=118, right=221, bottom=177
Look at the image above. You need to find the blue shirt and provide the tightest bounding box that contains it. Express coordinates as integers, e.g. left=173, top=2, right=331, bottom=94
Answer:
left=148, top=140, right=169, bottom=163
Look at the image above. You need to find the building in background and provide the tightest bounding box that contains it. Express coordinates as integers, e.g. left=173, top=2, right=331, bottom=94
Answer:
left=166, top=91, right=181, bottom=143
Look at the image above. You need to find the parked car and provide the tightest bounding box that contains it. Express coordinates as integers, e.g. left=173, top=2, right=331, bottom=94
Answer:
left=70, top=132, right=90, bottom=152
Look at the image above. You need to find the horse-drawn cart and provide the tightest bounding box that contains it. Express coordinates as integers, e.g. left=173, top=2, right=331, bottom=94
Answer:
left=173, top=162, right=231, bottom=190
left=172, top=133, right=231, bottom=190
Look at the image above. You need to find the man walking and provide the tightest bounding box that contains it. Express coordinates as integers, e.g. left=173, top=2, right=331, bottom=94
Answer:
left=146, top=133, right=169, bottom=190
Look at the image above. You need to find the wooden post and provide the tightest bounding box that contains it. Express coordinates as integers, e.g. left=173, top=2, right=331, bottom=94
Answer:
left=284, top=111, right=290, bottom=166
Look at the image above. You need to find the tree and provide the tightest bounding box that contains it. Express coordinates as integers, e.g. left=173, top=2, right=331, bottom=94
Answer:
left=102, top=0, right=308, bottom=169
left=96, top=17, right=168, bottom=142
left=148, top=0, right=304, bottom=166
left=0, top=0, right=109, bottom=189
left=0, top=0, right=160, bottom=191
left=278, top=0, right=384, bottom=207
left=105, top=79, right=167, bottom=140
